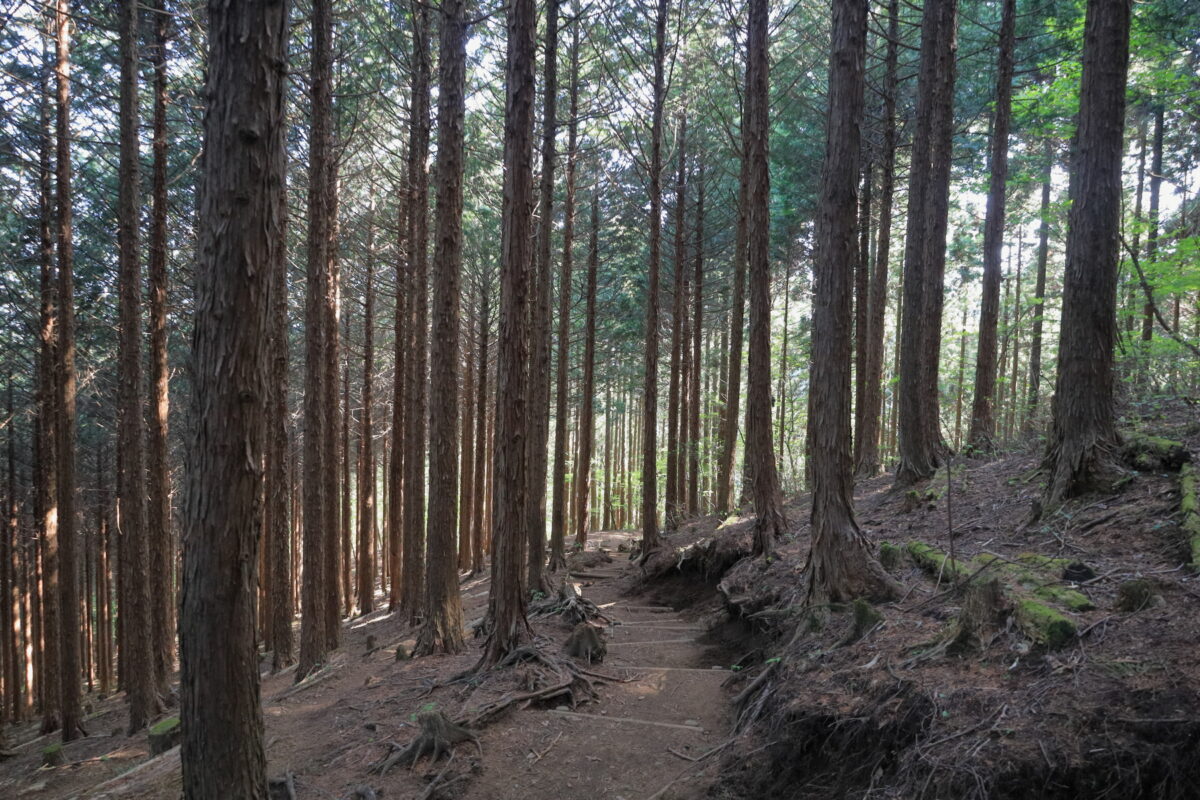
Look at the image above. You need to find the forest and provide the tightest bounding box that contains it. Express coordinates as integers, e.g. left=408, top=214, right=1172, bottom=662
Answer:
left=0, top=0, right=1198, bottom=796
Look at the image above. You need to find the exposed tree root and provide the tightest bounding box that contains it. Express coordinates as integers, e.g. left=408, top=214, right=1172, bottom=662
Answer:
left=369, top=712, right=480, bottom=776
left=529, top=579, right=610, bottom=625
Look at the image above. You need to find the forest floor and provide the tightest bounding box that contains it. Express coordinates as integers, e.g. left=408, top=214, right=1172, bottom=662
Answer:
left=2, top=399, right=1198, bottom=800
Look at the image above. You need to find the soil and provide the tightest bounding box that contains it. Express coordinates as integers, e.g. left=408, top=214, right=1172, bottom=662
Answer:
left=3, top=399, right=1198, bottom=800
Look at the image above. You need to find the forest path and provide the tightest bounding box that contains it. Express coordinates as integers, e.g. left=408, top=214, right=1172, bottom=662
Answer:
left=0, top=532, right=737, bottom=800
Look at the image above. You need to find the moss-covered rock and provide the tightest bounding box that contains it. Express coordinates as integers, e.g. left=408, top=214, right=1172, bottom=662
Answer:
left=1181, top=463, right=1200, bottom=571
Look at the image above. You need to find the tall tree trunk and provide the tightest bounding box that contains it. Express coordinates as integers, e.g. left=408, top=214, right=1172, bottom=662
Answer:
left=327, top=184, right=344, bottom=644
left=852, top=161, right=870, bottom=464
left=855, top=0, right=898, bottom=477
left=895, top=0, right=957, bottom=485
left=808, top=0, right=899, bottom=602
left=1141, top=106, right=1163, bottom=344
left=54, top=0, right=83, bottom=742
left=118, top=0, right=156, bottom=734
left=550, top=13, right=580, bottom=570
left=640, top=0, right=670, bottom=555
left=148, top=0, right=174, bottom=697
left=1042, top=0, right=1131, bottom=509
left=480, top=0, right=536, bottom=666
left=471, top=285, right=489, bottom=575
left=1024, top=142, right=1053, bottom=426
left=357, top=204, right=377, bottom=615
left=966, top=0, right=1016, bottom=452
left=716, top=146, right=748, bottom=512
left=267, top=173, right=293, bottom=672
left=37, top=29, right=60, bottom=735
left=416, top=0, right=468, bottom=655
left=527, top=0, right=560, bottom=594
left=666, top=117, right=688, bottom=531
left=402, top=0, right=431, bottom=623
left=458, top=299, right=476, bottom=572
left=687, top=160, right=705, bottom=516
left=744, top=0, right=786, bottom=557
left=2, top=380, right=15, bottom=726
left=388, top=185, right=409, bottom=611
left=574, top=193, right=600, bottom=546
left=298, top=0, right=333, bottom=681
left=179, top=0, right=286, bottom=792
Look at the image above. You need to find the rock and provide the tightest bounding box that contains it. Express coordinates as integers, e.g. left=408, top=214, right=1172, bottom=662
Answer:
left=395, top=644, right=410, bottom=661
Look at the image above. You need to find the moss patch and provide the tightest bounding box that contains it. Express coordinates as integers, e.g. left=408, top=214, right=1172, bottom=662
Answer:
left=1014, top=599, right=1077, bottom=649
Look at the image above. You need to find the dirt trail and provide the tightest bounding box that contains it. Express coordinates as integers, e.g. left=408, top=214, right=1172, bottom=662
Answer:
left=0, top=531, right=738, bottom=800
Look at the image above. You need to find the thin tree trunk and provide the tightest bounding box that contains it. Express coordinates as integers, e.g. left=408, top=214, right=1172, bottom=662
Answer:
left=471, top=285, right=489, bottom=575
left=36, top=28, right=60, bottom=734
left=54, top=0, right=83, bottom=741
left=717, top=154, right=748, bottom=513
left=357, top=204, right=377, bottom=614
left=641, top=0, right=670, bottom=554
left=1024, top=142, right=1053, bottom=426
left=744, top=0, right=787, bottom=557
left=966, top=0, right=1016, bottom=452
left=458, top=298, right=476, bottom=572
left=298, top=0, right=333, bottom=681
left=666, top=117, right=687, bottom=530
left=1042, top=0, right=1131, bottom=509
left=416, top=0, right=469, bottom=655
left=267, top=163, right=293, bottom=671
left=402, top=0, right=432, bottom=623
left=118, top=0, right=156, bottom=734
left=551, top=16, right=580, bottom=569
left=853, top=161, right=871, bottom=464
left=574, top=193, right=600, bottom=546
left=807, top=0, right=898, bottom=602
left=479, top=0, right=536, bottom=666
left=179, top=0, right=286, bottom=792
left=896, top=0, right=956, bottom=484
left=527, top=0, right=560, bottom=594
left=327, top=185, right=344, bottom=644
left=1141, top=106, right=1163, bottom=344
left=688, top=160, right=705, bottom=515
left=855, top=0, right=898, bottom=478
left=388, top=184, right=408, bottom=611
left=148, top=0, right=174, bottom=697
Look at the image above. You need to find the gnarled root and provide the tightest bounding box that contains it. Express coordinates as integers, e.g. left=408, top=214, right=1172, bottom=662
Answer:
left=370, top=712, right=481, bottom=776
left=530, top=579, right=610, bottom=626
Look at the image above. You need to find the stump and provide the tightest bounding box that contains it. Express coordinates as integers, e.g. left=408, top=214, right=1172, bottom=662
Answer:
left=370, top=711, right=479, bottom=775
left=149, top=716, right=182, bottom=756
left=564, top=623, right=607, bottom=663
left=43, top=743, right=66, bottom=767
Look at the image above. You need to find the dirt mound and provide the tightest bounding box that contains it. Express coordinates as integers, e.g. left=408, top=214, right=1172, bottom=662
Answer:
left=713, top=399, right=1200, bottom=800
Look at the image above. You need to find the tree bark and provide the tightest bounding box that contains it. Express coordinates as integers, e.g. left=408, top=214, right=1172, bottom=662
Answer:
left=1042, top=0, right=1131, bottom=509
left=480, top=0, right=536, bottom=666
left=744, top=0, right=786, bottom=557
left=357, top=204, right=377, bottom=615
left=1024, top=142, right=1053, bottom=426
left=117, top=0, right=156, bottom=734
left=807, top=0, right=899, bottom=602
left=267, top=171, right=293, bottom=672
left=54, top=0, right=83, bottom=742
left=148, top=0, right=175, bottom=697
left=402, top=0, right=431, bottom=623
left=896, top=0, right=957, bottom=485
left=298, top=0, right=333, bottom=681
left=471, top=285, right=489, bottom=575
left=550, top=13, right=580, bottom=570
left=458, top=299, right=476, bottom=572
left=388, top=182, right=409, bottom=611
left=855, top=0, right=898, bottom=478
left=37, top=29, right=60, bottom=734
left=666, top=117, right=688, bottom=531
left=527, top=0, right=560, bottom=594
left=574, top=193, right=600, bottom=546
left=640, top=0, right=670, bottom=554
left=416, top=0, right=468, bottom=655
left=687, top=160, right=705, bottom=516
left=179, top=0, right=286, bottom=793
left=966, top=0, right=1016, bottom=452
